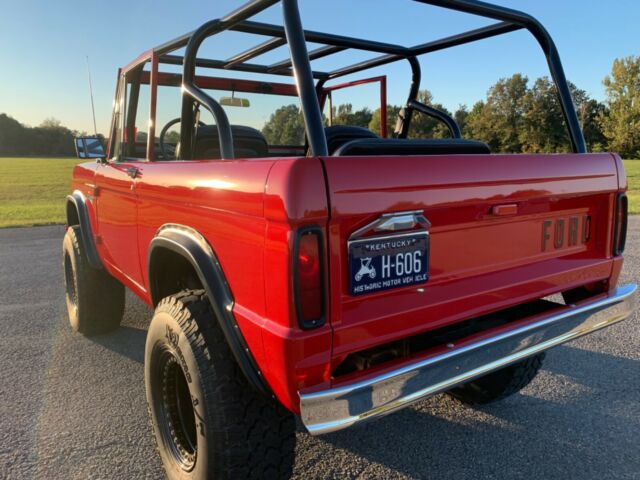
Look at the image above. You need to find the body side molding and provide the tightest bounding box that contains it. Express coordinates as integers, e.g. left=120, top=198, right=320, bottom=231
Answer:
left=148, top=224, right=271, bottom=396
left=66, top=190, right=103, bottom=270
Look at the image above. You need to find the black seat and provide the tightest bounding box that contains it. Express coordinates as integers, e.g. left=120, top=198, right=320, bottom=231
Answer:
left=194, top=125, right=268, bottom=159
left=333, top=138, right=491, bottom=156
left=324, top=125, right=379, bottom=155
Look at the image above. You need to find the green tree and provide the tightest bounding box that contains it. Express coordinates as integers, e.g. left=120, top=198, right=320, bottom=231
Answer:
left=599, top=56, right=640, bottom=157
left=520, top=78, right=607, bottom=153
left=572, top=87, right=607, bottom=152
left=466, top=74, right=529, bottom=152
left=465, top=100, right=497, bottom=149
left=34, top=117, right=76, bottom=156
left=0, top=114, right=28, bottom=155
left=369, top=105, right=401, bottom=136
left=453, top=105, right=469, bottom=134
left=0, top=114, right=77, bottom=156
left=40, top=117, right=63, bottom=129
left=164, top=130, right=181, bottom=144
left=519, top=77, right=569, bottom=153
left=330, top=104, right=373, bottom=129
left=261, top=104, right=305, bottom=145
left=408, top=90, right=452, bottom=139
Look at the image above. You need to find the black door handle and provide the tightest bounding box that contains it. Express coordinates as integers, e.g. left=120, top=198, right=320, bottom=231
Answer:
left=125, top=167, right=139, bottom=179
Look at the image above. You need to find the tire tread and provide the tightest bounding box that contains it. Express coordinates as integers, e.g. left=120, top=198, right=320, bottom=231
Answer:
left=448, top=353, right=545, bottom=406
left=63, top=226, right=124, bottom=335
left=149, top=290, right=295, bottom=479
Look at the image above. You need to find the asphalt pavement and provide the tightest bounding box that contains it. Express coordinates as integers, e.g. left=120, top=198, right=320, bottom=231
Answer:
left=0, top=220, right=638, bottom=479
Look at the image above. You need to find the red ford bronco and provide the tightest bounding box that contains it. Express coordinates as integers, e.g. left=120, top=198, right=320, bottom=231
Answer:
left=65, top=0, right=636, bottom=478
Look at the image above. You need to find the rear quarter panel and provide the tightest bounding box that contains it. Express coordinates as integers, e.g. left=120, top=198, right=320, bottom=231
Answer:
left=134, top=157, right=331, bottom=412
left=134, top=160, right=271, bottom=374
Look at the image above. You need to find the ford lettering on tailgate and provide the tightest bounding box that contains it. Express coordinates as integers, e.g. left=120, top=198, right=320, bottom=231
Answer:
left=349, top=232, right=429, bottom=296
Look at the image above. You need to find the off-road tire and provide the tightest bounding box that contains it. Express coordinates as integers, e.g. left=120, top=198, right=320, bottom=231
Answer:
left=447, top=353, right=545, bottom=406
left=62, top=226, right=124, bottom=335
left=145, top=290, right=295, bottom=480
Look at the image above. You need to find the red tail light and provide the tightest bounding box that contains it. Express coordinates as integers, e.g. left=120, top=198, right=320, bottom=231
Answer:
left=295, top=228, right=325, bottom=329
left=614, top=193, right=628, bottom=256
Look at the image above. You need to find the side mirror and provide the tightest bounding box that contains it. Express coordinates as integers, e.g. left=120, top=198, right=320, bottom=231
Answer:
left=75, top=136, right=106, bottom=160
left=220, top=96, right=250, bottom=107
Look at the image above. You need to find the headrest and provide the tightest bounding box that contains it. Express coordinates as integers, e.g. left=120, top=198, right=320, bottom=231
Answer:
left=324, top=125, right=379, bottom=155
left=194, top=124, right=268, bottom=159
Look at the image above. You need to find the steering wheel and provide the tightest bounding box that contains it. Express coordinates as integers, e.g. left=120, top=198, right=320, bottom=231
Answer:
left=159, top=117, right=206, bottom=160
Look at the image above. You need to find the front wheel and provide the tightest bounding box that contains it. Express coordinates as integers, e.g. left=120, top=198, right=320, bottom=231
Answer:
left=62, top=226, right=124, bottom=335
left=447, top=353, right=545, bottom=405
left=145, top=290, right=295, bottom=479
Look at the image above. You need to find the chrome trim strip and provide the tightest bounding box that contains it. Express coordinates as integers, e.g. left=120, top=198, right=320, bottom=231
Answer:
left=349, top=210, right=431, bottom=240
left=300, top=284, right=637, bottom=435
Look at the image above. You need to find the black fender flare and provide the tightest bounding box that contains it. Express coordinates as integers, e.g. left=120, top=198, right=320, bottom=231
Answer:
left=148, top=224, right=271, bottom=397
left=66, top=190, right=103, bottom=270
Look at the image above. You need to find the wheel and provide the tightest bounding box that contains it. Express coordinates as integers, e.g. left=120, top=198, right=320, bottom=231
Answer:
left=447, top=353, right=545, bottom=405
left=62, top=226, right=124, bottom=335
left=369, top=270, right=376, bottom=279
left=145, top=290, right=295, bottom=480
left=355, top=273, right=362, bottom=282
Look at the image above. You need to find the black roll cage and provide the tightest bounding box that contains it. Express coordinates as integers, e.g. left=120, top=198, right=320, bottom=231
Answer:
left=133, top=0, right=587, bottom=159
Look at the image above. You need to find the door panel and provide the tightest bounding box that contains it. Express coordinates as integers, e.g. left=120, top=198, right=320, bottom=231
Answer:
left=95, top=162, right=143, bottom=288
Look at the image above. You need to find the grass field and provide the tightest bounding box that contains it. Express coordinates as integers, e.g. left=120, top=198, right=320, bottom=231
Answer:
left=0, top=157, right=639, bottom=228
left=624, top=159, right=640, bottom=214
left=0, top=157, right=80, bottom=228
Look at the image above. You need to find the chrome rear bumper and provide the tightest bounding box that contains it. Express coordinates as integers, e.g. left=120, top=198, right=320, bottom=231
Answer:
left=300, top=284, right=637, bottom=435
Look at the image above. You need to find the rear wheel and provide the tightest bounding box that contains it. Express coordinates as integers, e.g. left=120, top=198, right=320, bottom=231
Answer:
left=145, top=290, right=295, bottom=479
left=62, top=226, right=124, bottom=335
left=447, top=353, right=545, bottom=405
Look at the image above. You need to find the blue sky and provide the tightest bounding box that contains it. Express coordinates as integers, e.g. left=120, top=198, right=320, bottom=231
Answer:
left=0, top=0, right=638, bottom=135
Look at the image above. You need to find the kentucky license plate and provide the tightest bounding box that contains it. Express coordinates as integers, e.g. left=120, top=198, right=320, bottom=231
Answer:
left=348, top=231, right=429, bottom=296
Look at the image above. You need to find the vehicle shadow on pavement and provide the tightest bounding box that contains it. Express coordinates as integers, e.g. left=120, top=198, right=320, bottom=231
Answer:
left=87, top=291, right=152, bottom=364
left=298, top=345, right=639, bottom=479
left=91, top=326, right=147, bottom=364
left=542, top=342, right=640, bottom=386
left=85, top=290, right=639, bottom=480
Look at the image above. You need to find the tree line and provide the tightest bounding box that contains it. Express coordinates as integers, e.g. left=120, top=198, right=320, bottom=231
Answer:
left=262, top=55, right=640, bottom=158
left=0, top=115, right=91, bottom=157
left=0, top=56, right=638, bottom=158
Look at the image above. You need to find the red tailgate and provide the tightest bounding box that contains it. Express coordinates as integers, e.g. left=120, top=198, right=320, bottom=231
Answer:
left=321, top=153, right=620, bottom=361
